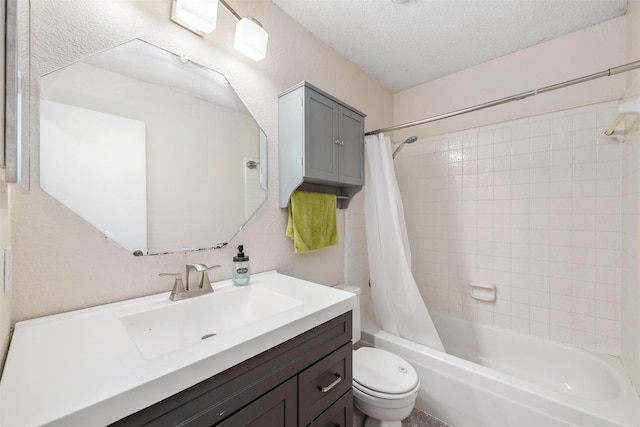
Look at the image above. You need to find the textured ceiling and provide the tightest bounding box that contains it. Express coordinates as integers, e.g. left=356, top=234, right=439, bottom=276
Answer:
left=271, top=0, right=629, bottom=92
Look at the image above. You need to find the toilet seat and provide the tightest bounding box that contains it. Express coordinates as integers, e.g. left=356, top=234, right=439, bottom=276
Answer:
left=353, top=347, right=419, bottom=399
left=353, top=380, right=420, bottom=400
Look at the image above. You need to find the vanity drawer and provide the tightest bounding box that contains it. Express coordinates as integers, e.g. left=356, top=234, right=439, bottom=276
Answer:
left=299, top=342, right=353, bottom=426
left=308, top=389, right=353, bottom=427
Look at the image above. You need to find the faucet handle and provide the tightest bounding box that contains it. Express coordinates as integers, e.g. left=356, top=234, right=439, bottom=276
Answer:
left=201, top=264, right=221, bottom=287
left=160, top=273, right=187, bottom=300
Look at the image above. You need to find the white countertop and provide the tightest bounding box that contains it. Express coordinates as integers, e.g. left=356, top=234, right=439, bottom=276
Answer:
left=0, top=271, right=356, bottom=426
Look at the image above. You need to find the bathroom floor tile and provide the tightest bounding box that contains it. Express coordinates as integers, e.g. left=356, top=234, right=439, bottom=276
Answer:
left=402, top=408, right=452, bottom=427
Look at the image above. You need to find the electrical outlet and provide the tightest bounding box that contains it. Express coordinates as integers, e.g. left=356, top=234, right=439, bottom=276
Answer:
left=4, top=247, right=12, bottom=293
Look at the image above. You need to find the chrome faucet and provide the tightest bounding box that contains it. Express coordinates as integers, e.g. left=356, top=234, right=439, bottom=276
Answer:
left=160, top=264, right=221, bottom=301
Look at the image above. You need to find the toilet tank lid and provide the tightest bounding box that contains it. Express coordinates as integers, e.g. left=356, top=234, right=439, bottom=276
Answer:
left=353, top=347, right=418, bottom=394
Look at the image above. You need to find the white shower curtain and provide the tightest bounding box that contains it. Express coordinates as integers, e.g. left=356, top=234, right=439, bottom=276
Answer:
left=364, top=133, right=444, bottom=351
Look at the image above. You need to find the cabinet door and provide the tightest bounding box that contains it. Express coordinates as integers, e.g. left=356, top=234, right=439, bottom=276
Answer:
left=338, top=107, right=364, bottom=186
left=305, top=89, right=339, bottom=183
left=216, top=377, right=297, bottom=427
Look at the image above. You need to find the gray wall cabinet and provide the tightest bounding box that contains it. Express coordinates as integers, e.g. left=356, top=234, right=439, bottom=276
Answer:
left=279, top=82, right=366, bottom=209
left=110, top=312, right=353, bottom=427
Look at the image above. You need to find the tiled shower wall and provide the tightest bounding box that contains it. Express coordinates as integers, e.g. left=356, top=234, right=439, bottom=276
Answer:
left=394, top=101, right=623, bottom=355
left=621, top=110, right=640, bottom=387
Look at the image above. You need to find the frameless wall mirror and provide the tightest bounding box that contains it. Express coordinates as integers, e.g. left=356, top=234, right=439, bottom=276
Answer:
left=39, top=39, right=267, bottom=255
left=4, top=0, right=30, bottom=189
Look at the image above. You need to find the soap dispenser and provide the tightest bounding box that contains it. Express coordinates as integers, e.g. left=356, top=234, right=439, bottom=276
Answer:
left=232, top=245, right=250, bottom=286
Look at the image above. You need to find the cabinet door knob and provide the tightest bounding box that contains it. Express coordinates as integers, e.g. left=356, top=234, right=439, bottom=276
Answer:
left=319, top=373, right=342, bottom=393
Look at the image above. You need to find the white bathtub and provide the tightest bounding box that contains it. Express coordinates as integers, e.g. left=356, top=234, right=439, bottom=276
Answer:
left=360, top=309, right=640, bottom=427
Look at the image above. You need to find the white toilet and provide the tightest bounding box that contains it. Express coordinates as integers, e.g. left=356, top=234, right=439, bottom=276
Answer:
left=336, top=286, right=420, bottom=427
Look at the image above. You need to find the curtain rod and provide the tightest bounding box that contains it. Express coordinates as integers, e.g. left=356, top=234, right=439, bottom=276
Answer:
left=365, top=60, right=640, bottom=136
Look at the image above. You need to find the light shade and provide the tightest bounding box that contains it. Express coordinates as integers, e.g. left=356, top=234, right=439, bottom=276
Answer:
left=234, top=17, right=268, bottom=61
left=172, top=0, right=218, bottom=35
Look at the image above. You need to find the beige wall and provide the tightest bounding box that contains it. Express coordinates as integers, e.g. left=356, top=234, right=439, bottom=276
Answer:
left=9, top=0, right=392, bottom=324
left=393, top=17, right=628, bottom=145
left=626, top=0, right=640, bottom=93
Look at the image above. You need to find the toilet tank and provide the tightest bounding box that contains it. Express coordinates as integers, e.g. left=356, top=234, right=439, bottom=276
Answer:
left=333, top=285, right=361, bottom=342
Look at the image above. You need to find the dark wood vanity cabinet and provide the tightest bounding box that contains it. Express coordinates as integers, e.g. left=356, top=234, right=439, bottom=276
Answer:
left=216, top=377, right=298, bottom=427
left=111, top=312, right=353, bottom=427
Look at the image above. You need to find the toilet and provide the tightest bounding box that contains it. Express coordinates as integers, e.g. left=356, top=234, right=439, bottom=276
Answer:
left=336, top=286, right=420, bottom=427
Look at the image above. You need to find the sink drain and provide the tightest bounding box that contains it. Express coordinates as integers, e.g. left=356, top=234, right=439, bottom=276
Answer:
left=201, top=333, right=217, bottom=340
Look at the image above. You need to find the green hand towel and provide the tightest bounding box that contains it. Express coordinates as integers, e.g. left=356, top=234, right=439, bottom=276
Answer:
left=286, top=191, right=338, bottom=254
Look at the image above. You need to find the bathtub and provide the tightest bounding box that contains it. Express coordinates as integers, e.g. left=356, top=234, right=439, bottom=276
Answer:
left=360, top=308, right=640, bottom=427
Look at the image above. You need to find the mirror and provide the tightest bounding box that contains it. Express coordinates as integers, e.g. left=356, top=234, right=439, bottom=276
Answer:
left=4, top=0, right=30, bottom=189
left=39, top=39, right=267, bottom=255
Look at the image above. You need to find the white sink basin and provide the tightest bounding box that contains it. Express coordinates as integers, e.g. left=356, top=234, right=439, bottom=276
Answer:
left=120, top=285, right=303, bottom=359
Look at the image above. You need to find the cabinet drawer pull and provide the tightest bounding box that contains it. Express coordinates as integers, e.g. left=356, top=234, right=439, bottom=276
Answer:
left=319, top=373, right=342, bottom=393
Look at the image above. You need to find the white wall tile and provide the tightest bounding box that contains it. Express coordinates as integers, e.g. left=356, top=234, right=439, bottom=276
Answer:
left=531, top=135, right=551, bottom=152
left=574, top=146, right=598, bottom=163
left=552, top=117, right=573, bottom=134
left=573, top=111, right=597, bottom=131
left=573, top=129, right=597, bottom=147
left=574, top=163, right=598, bottom=180
left=494, top=127, right=512, bottom=143
left=401, top=101, right=622, bottom=355
left=511, top=154, right=530, bottom=170
left=531, top=151, right=551, bottom=168
left=596, top=108, right=620, bottom=129
left=551, top=132, right=573, bottom=150
left=512, top=139, right=531, bottom=155
left=531, top=120, right=551, bottom=137
left=598, top=144, right=621, bottom=162
left=512, top=124, right=531, bottom=140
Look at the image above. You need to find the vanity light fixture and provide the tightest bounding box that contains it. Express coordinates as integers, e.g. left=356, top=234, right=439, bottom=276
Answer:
left=233, top=16, right=268, bottom=61
left=171, top=0, right=219, bottom=35
left=171, top=0, right=268, bottom=61
left=219, top=0, right=268, bottom=61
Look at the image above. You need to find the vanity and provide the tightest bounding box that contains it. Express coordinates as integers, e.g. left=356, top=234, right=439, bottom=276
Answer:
left=0, top=272, right=356, bottom=426
left=0, top=0, right=371, bottom=419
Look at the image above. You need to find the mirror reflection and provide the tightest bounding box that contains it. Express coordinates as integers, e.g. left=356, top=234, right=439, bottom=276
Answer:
left=39, top=39, right=267, bottom=255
